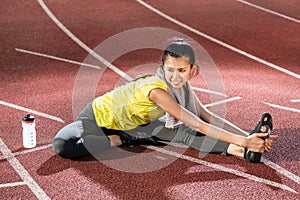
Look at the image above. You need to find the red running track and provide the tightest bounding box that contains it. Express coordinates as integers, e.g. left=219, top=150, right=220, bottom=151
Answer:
left=0, top=0, right=299, bottom=199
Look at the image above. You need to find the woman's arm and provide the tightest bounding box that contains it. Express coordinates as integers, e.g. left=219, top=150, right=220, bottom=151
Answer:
left=149, top=89, right=267, bottom=152
left=193, top=93, right=249, bottom=136
left=193, top=93, right=278, bottom=152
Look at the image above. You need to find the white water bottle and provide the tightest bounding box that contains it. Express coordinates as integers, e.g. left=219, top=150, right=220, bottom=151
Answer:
left=22, top=114, right=36, bottom=148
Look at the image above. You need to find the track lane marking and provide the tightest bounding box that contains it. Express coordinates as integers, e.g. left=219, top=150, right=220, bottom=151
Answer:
left=0, top=138, right=50, bottom=199
left=16, top=48, right=228, bottom=97
left=262, top=157, right=300, bottom=186
left=237, top=0, right=300, bottom=24
left=13, top=144, right=53, bottom=157
left=36, top=0, right=300, bottom=191
left=191, top=86, right=227, bottom=97
left=15, top=48, right=101, bottom=69
left=204, top=96, right=241, bottom=108
left=37, top=0, right=133, bottom=82
left=291, top=99, right=300, bottom=103
left=0, top=181, right=26, bottom=188
left=147, top=145, right=298, bottom=194
left=136, top=0, right=300, bottom=80
left=0, top=144, right=53, bottom=161
left=264, top=102, right=300, bottom=113
left=0, top=100, right=64, bottom=123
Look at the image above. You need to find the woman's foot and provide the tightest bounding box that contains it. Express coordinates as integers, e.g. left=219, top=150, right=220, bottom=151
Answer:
left=244, top=113, right=273, bottom=163
left=227, top=144, right=244, bottom=157
left=108, top=135, right=122, bottom=146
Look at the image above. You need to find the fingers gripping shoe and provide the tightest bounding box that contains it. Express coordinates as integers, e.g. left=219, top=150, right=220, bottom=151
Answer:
left=244, top=113, right=273, bottom=163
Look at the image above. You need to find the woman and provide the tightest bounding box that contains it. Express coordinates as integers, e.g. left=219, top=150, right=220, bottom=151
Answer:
left=53, top=39, right=277, bottom=162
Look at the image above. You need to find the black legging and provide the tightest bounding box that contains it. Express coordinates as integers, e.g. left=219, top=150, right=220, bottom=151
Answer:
left=135, top=120, right=230, bottom=155
left=53, top=103, right=121, bottom=159
left=52, top=121, right=112, bottom=159
left=52, top=104, right=229, bottom=159
left=53, top=119, right=229, bottom=159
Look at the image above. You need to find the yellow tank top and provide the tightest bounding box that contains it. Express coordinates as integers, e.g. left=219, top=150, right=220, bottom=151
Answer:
left=92, top=75, right=168, bottom=130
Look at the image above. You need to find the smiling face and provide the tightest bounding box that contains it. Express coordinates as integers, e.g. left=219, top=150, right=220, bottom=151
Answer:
left=163, top=55, right=195, bottom=89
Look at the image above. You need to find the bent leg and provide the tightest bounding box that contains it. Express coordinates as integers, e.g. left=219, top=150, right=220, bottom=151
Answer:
left=52, top=137, right=89, bottom=159
left=53, top=121, right=110, bottom=159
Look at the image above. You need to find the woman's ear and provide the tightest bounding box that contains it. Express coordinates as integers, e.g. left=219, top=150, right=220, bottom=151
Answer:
left=189, top=65, right=196, bottom=79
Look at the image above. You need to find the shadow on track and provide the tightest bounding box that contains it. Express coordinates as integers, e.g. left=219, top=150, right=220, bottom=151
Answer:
left=36, top=144, right=294, bottom=199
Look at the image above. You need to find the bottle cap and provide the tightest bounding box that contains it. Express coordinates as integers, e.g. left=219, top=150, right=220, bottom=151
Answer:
left=22, top=114, right=35, bottom=122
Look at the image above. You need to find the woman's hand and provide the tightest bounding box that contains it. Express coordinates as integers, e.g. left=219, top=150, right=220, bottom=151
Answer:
left=246, top=133, right=278, bottom=153
left=246, top=133, right=269, bottom=153
left=265, top=135, right=278, bottom=152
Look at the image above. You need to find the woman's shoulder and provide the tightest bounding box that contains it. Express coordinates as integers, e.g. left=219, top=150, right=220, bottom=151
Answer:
left=135, top=75, right=167, bottom=88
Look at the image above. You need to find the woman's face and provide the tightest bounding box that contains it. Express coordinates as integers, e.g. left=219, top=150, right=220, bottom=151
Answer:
left=163, top=55, right=195, bottom=89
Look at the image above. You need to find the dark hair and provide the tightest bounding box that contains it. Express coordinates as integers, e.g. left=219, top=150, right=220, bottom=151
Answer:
left=162, top=39, right=199, bottom=76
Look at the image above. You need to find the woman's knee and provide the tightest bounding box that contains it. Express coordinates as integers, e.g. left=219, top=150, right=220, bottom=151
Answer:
left=52, top=138, right=67, bottom=157
left=52, top=137, right=89, bottom=159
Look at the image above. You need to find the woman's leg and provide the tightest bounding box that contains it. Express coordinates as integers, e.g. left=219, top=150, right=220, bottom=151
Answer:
left=226, top=144, right=244, bottom=157
left=53, top=121, right=111, bottom=159
left=151, top=123, right=230, bottom=155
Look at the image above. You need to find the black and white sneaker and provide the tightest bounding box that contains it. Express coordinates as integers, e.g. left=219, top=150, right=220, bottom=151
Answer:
left=119, top=133, right=158, bottom=147
left=244, top=113, right=273, bottom=163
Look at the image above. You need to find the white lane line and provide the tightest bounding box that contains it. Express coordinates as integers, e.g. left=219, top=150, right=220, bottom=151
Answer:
left=147, top=145, right=297, bottom=193
left=136, top=0, right=300, bottom=80
left=0, top=144, right=53, bottom=161
left=36, top=0, right=299, bottom=190
left=0, top=100, right=65, bottom=123
left=191, top=86, right=228, bottom=97
left=0, top=182, right=26, bottom=188
left=264, top=102, right=300, bottom=113
left=291, top=99, right=300, bottom=103
left=16, top=48, right=226, bottom=98
left=204, top=96, right=241, bottom=108
left=237, top=0, right=300, bottom=24
left=160, top=142, right=300, bottom=187
left=13, top=144, right=53, bottom=157
left=262, top=157, right=300, bottom=185
left=37, top=0, right=133, bottom=82
left=0, top=138, right=50, bottom=199
left=15, top=48, right=101, bottom=69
